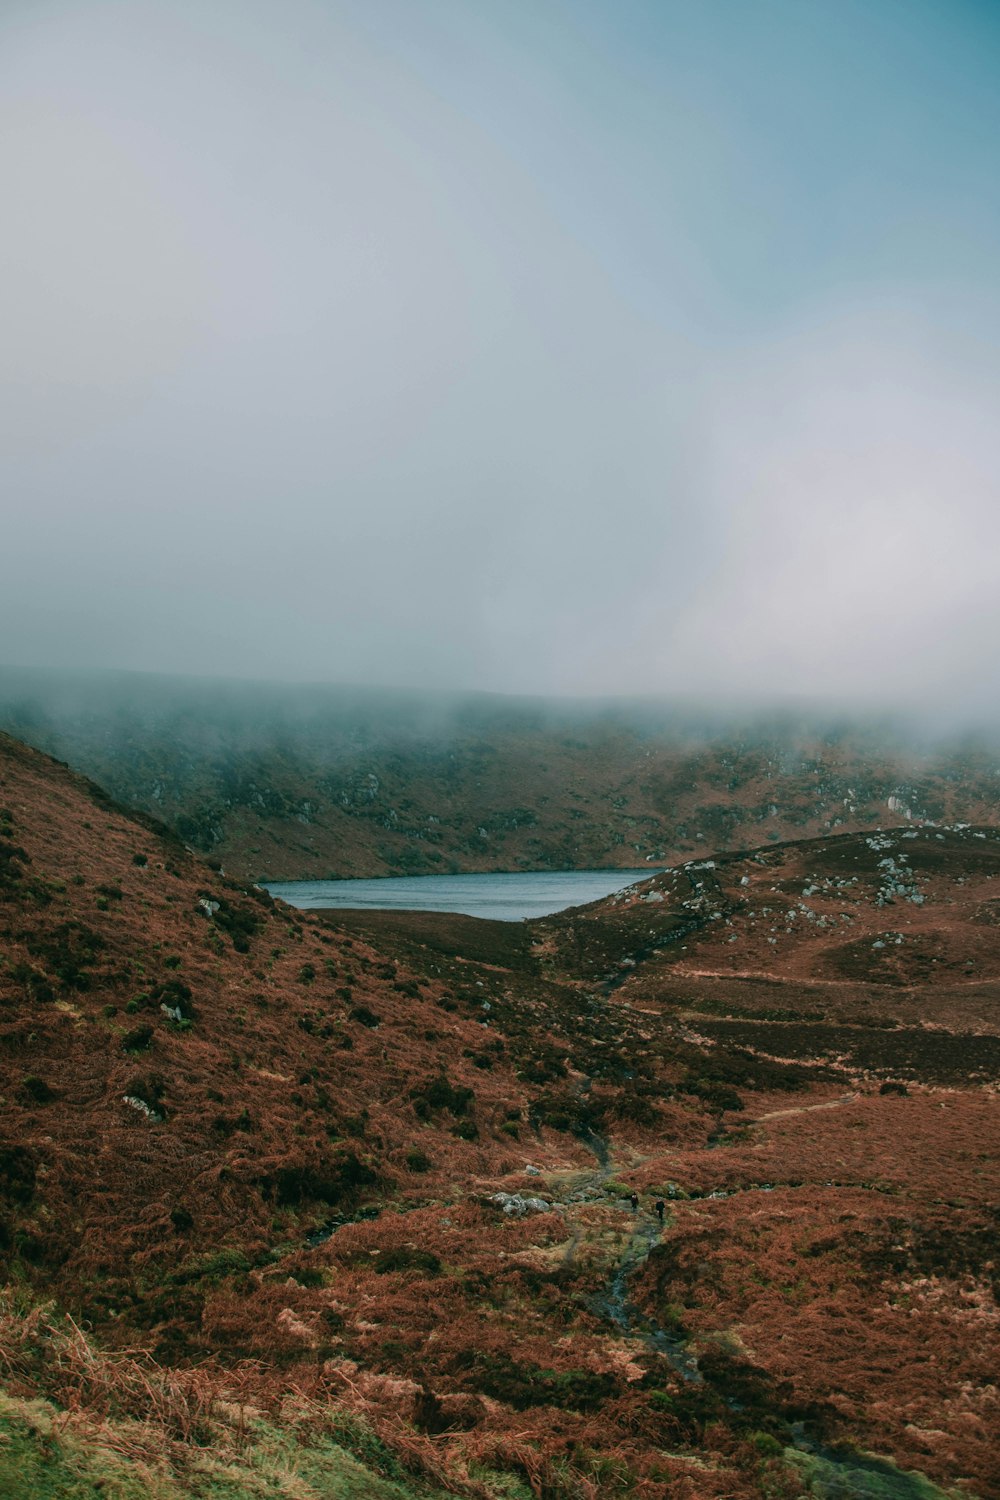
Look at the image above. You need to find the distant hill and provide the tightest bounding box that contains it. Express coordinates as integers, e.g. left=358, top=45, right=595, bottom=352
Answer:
left=3, top=664, right=1000, bottom=881
left=1, top=726, right=997, bottom=1498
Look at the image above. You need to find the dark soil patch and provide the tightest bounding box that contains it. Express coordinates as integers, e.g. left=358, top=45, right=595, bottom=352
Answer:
left=693, top=1018, right=1000, bottom=1082
left=318, top=908, right=537, bottom=971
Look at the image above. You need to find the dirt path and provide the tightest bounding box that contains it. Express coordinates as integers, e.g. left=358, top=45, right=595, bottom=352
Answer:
left=671, top=964, right=1000, bottom=991
left=668, top=967, right=870, bottom=984
left=749, top=1090, right=860, bottom=1124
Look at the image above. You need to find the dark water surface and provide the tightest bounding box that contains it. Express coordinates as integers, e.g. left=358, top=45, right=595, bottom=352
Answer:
left=264, top=867, right=657, bottom=922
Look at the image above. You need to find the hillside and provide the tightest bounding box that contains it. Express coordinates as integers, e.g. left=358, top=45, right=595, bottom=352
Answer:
left=4, top=666, right=1000, bottom=880
left=1, top=730, right=998, bottom=1498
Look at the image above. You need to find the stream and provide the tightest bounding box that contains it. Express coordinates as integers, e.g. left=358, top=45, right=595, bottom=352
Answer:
left=585, top=1203, right=703, bottom=1383
left=571, top=1134, right=947, bottom=1498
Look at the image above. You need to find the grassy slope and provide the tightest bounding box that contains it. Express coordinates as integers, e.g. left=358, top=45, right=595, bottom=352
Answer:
left=0, top=1388, right=455, bottom=1500
left=1, top=730, right=998, bottom=1497
left=0, top=729, right=581, bottom=1289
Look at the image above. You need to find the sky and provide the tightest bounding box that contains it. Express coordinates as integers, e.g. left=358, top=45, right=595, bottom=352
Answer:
left=3, top=0, right=1000, bottom=714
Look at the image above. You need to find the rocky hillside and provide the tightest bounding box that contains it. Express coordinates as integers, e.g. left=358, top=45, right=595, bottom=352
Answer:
left=3, top=665, right=1000, bottom=880
left=0, top=730, right=559, bottom=1290
left=1, top=729, right=998, bottom=1498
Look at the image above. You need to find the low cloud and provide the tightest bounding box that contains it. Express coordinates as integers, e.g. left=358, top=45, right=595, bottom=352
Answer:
left=2, top=1, right=999, bottom=724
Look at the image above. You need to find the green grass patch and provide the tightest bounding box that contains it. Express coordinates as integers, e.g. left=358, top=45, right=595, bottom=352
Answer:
left=0, top=1389, right=452, bottom=1500
left=786, top=1444, right=952, bottom=1500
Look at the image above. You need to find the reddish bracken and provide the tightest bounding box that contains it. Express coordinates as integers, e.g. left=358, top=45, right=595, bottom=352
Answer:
left=1, top=730, right=998, bottom=1498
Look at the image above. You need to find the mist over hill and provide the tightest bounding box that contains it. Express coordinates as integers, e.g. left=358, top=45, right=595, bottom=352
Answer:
left=3, top=665, right=1000, bottom=883
left=5, top=0, right=1000, bottom=1489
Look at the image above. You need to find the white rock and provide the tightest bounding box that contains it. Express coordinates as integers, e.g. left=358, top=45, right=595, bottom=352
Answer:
left=123, top=1095, right=161, bottom=1123
left=491, top=1193, right=550, bottom=1216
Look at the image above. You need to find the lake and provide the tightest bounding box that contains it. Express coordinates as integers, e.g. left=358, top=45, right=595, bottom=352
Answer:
left=264, top=867, right=658, bottom=922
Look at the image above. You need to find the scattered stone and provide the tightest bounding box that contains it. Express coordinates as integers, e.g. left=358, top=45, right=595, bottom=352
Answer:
left=491, top=1192, right=550, bottom=1216
left=123, top=1094, right=162, bottom=1123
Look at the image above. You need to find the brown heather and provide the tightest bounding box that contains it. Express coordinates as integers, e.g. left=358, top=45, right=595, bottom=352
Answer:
left=0, top=730, right=998, bottom=1498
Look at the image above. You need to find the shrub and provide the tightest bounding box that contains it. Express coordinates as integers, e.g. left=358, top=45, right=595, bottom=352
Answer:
left=0, top=838, right=29, bottom=891
left=8, top=964, right=53, bottom=1005
left=25, top=921, right=104, bottom=990
left=453, top=1351, right=616, bottom=1412
left=198, top=892, right=262, bottom=952
left=405, top=1149, right=431, bottom=1173
left=125, top=1074, right=166, bottom=1114
left=529, top=1091, right=603, bottom=1137
left=298, top=1010, right=337, bottom=1038
left=151, top=979, right=195, bottom=1020
left=289, top=1265, right=325, bottom=1288
left=519, top=1052, right=568, bottom=1084
left=170, top=1248, right=251, bottom=1285
left=263, top=1151, right=376, bottom=1208
left=0, top=1146, right=36, bottom=1206
left=612, top=1088, right=659, bottom=1125
left=679, top=1075, right=744, bottom=1113
left=372, top=1247, right=441, bottom=1276
left=121, top=1023, right=154, bottom=1053
left=348, top=1005, right=380, bottom=1028
left=17, top=1076, right=55, bottom=1105
left=410, top=1075, right=474, bottom=1119
left=132, top=853, right=148, bottom=866
left=213, top=1106, right=254, bottom=1135
left=463, top=1049, right=494, bottom=1070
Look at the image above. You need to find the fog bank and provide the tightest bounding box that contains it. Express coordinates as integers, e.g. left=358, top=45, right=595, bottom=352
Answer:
left=3, top=1, right=999, bottom=720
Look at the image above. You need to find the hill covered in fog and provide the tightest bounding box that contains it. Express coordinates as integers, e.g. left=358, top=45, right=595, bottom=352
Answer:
left=3, top=666, right=1000, bottom=882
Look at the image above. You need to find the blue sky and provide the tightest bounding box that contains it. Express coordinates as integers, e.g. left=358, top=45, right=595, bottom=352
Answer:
left=351, top=0, right=1000, bottom=328
left=2, top=0, right=1000, bottom=714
